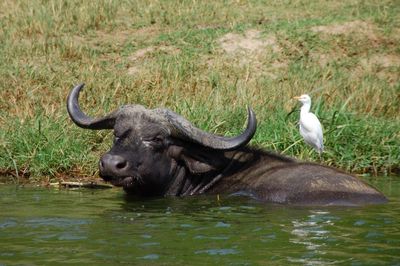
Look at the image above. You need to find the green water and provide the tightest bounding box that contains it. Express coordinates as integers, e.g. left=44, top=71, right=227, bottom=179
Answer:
left=1, top=178, right=399, bottom=265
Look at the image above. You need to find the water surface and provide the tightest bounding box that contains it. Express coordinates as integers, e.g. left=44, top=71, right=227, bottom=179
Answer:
left=1, top=178, right=399, bottom=265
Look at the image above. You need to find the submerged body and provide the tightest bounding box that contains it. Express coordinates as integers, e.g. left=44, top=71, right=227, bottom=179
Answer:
left=207, top=149, right=383, bottom=205
left=67, top=84, right=386, bottom=206
left=294, top=94, right=324, bottom=154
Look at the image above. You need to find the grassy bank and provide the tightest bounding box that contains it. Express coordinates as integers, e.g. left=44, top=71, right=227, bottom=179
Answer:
left=0, top=0, right=399, bottom=183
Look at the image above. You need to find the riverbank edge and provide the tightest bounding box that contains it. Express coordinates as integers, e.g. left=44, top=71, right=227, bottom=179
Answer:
left=1, top=164, right=399, bottom=187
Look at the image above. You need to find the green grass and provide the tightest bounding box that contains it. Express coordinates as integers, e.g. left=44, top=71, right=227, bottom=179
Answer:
left=0, top=0, right=399, bottom=182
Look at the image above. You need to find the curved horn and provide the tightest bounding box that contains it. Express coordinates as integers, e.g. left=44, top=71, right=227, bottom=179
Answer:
left=160, top=107, right=257, bottom=150
left=67, top=83, right=117, bottom=130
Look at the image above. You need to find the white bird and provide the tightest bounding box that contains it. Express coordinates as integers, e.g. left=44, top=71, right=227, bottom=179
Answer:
left=293, top=94, right=324, bottom=155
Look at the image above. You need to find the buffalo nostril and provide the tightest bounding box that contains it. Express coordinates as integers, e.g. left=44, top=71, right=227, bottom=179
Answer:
left=116, top=161, right=127, bottom=169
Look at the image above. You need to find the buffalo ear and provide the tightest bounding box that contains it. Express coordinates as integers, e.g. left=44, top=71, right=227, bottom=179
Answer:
left=180, top=153, right=216, bottom=174
left=167, top=145, right=224, bottom=174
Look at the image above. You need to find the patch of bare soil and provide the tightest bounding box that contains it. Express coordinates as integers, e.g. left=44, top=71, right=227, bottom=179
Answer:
left=212, top=29, right=287, bottom=79
left=311, top=20, right=379, bottom=40
left=218, top=29, right=281, bottom=55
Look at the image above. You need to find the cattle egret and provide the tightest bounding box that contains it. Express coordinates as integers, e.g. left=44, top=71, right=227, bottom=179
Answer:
left=293, top=94, right=324, bottom=155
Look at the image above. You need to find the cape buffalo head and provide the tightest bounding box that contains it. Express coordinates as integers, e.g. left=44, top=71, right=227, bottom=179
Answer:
left=67, top=84, right=256, bottom=196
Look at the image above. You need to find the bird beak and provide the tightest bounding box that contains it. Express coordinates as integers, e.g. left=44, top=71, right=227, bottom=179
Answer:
left=293, top=96, right=300, bottom=100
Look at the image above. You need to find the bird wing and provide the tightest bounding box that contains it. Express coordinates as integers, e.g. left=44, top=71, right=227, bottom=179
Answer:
left=299, top=112, right=324, bottom=152
left=300, top=113, right=323, bottom=136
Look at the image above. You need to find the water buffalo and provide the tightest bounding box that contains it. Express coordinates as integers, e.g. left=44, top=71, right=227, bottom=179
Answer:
left=67, top=83, right=387, bottom=205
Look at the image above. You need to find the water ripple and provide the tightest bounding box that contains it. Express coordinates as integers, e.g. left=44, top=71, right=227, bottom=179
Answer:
left=195, top=248, right=239, bottom=256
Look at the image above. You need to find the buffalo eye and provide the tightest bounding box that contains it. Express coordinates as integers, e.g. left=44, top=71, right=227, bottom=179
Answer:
left=113, top=129, right=131, bottom=144
left=147, top=135, right=165, bottom=149
left=153, top=135, right=164, bottom=144
left=113, top=135, right=122, bottom=144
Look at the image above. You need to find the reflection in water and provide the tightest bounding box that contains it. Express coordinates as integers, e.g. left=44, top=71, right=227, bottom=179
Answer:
left=0, top=179, right=400, bottom=265
left=288, top=211, right=336, bottom=265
